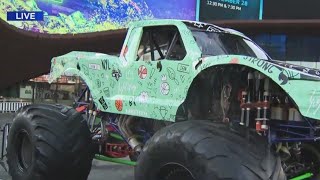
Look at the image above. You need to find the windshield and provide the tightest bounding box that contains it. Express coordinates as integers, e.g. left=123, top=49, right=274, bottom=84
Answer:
left=191, top=30, right=270, bottom=60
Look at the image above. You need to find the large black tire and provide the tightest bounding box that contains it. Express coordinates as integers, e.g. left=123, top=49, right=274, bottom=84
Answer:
left=298, top=143, right=320, bottom=179
left=7, top=104, right=94, bottom=180
left=135, top=120, right=286, bottom=180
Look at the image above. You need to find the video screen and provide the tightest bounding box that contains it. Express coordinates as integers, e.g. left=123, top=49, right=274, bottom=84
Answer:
left=199, top=0, right=262, bottom=21
left=1, top=0, right=196, bottom=34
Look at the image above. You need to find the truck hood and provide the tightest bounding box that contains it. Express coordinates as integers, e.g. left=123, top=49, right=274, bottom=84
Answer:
left=54, top=51, right=110, bottom=60
left=48, top=51, right=110, bottom=83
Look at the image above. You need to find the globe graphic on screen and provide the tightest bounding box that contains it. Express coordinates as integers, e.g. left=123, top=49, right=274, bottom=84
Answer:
left=1, top=0, right=196, bottom=34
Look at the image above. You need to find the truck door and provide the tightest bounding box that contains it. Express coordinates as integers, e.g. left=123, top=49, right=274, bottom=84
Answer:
left=130, top=25, right=191, bottom=121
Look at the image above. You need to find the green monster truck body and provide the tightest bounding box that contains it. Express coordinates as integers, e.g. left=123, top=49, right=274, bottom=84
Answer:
left=48, top=19, right=320, bottom=121
left=5, top=19, right=320, bottom=180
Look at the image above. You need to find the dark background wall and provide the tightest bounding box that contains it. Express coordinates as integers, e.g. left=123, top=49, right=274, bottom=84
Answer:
left=251, top=0, right=320, bottom=62
left=263, top=0, right=320, bottom=19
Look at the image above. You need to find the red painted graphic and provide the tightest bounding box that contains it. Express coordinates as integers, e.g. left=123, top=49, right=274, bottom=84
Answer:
left=138, top=65, right=148, bottom=79
left=229, top=58, right=239, bottom=64
left=115, top=99, right=123, bottom=111
left=124, top=45, right=128, bottom=56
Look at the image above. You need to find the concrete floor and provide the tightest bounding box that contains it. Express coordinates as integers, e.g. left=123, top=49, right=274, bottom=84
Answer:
left=0, top=113, right=134, bottom=180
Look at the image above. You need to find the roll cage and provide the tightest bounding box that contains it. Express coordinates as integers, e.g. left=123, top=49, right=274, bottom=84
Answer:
left=136, top=26, right=186, bottom=61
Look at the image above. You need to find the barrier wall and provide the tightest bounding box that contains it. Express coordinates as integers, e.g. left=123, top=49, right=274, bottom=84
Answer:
left=0, top=101, right=32, bottom=113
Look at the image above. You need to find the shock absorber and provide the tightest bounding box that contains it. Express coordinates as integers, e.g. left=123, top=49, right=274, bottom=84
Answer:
left=240, top=91, right=247, bottom=126
left=257, top=73, right=265, bottom=102
left=240, top=72, right=254, bottom=127
left=255, top=72, right=267, bottom=132
left=256, top=107, right=262, bottom=131
left=247, top=72, right=255, bottom=103
left=261, top=91, right=270, bottom=131
left=260, top=77, right=271, bottom=132
left=245, top=72, right=254, bottom=127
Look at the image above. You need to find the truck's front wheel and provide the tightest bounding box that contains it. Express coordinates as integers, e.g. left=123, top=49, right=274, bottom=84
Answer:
left=135, top=120, right=286, bottom=180
left=7, top=104, right=94, bottom=180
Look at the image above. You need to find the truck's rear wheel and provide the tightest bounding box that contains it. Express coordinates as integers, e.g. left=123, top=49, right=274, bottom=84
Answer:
left=135, top=120, right=286, bottom=180
left=7, top=104, right=94, bottom=180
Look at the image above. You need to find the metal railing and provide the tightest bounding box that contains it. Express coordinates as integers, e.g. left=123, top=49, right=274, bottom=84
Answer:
left=0, top=101, right=31, bottom=113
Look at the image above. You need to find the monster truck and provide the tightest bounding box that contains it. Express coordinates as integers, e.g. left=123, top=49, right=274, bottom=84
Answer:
left=3, top=19, right=320, bottom=180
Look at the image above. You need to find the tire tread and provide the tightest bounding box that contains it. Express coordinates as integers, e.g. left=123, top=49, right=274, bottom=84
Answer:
left=7, top=104, right=93, bottom=180
left=135, top=120, right=286, bottom=180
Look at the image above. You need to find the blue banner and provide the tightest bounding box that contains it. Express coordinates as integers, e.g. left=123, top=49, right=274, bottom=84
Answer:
left=7, top=11, right=44, bottom=21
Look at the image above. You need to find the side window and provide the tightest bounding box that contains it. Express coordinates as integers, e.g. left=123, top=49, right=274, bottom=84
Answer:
left=136, top=26, right=186, bottom=61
